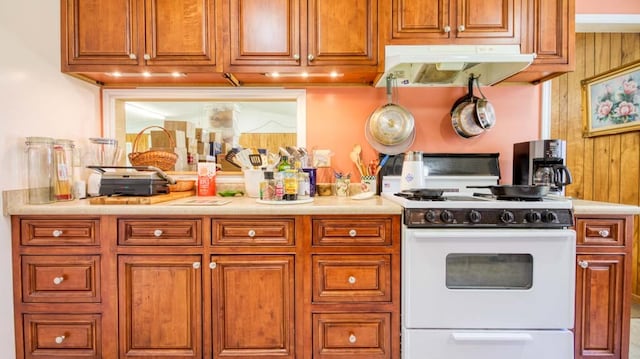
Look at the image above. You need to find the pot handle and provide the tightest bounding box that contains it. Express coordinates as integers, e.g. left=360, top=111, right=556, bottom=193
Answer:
left=553, top=165, right=573, bottom=188
left=386, top=74, right=394, bottom=103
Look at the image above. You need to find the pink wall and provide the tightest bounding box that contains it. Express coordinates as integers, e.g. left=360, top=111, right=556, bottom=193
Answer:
left=305, top=86, right=541, bottom=184
left=577, top=0, right=640, bottom=14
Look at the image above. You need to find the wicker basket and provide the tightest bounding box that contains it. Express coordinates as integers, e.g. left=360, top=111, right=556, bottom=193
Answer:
left=128, top=126, right=178, bottom=171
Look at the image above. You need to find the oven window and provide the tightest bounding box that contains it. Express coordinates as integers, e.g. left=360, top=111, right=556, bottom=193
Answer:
left=445, top=253, right=533, bottom=289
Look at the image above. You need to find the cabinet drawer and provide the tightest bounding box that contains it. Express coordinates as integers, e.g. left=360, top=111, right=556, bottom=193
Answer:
left=21, top=219, right=99, bottom=246
left=576, top=218, right=625, bottom=247
left=212, top=218, right=294, bottom=245
left=313, top=312, right=391, bottom=359
left=313, top=255, right=391, bottom=302
left=312, top=218, right=392, bottom=246
left=23, top=313, right=101, bottom=358
left=118, top=218, right=202, bottom=245
left=22, top=255, right=101, bottom=303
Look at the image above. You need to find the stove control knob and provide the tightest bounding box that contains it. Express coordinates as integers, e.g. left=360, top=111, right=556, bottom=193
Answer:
left=440, top=210, right=455, bottom=223
left=468, top=210, right=482, bottom=223
left=525, top=211, right=542, bottom=223
left=500, top=211, right=515, bottom=224
left=425, top=210, right=438, bottom=223
left=543, top=211, right=559, bottom=223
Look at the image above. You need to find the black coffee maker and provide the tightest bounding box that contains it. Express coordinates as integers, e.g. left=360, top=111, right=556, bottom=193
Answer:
left=513, top=139, right=573, bottom=195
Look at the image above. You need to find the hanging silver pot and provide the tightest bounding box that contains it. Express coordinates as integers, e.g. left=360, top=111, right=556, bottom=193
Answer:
left=367, top=75, right=415, bottom=146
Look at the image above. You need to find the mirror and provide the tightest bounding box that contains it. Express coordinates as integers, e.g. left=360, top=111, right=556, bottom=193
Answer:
left=102, top=88, right=306, bottom=172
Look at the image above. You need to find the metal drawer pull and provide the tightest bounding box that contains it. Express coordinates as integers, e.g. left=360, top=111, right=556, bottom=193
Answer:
left=153, top=229, right=163, bottom=237
left=192, top=262, right=201, bottom=269
left=55, top=335, right=65, bottom=344
left=53, top=276, right=64, bottom=285
left=598, top=229, right=609, bottom=237
left=128, top=53, right=136, bottom=60
left=144, top=54, right=151, bottom=60
left=52, top=230, right=63, bottom=237
left=248, top=230, right=256, bottom=238
left=209, top=262, right=217, bottom=269
left=578, top=260, right=589, bottom=269
left=348, top=229, right=357, bottom=237
left=349, top=334, right=357, bottom=344
left=458, top=24, right=466, bottom=32
left=348, top=276, right=357, bottom=284
left=443, top=25, right=451, bottom=33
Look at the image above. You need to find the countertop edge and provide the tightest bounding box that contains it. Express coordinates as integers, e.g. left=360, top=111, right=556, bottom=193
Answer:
left=571, top=199, right=640, bottom=215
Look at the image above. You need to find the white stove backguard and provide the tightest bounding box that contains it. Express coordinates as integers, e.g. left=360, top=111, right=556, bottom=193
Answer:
left=381, top=175, right=498, bottom=195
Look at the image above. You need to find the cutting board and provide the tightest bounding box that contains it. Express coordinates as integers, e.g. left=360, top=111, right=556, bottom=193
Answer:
left=89, top=190, right=196, bottom=205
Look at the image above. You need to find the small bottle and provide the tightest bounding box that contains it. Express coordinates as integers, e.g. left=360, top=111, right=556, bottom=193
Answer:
left=277, top=155, right=291, bottom=172
left=298, top=171, right=310, bottom=199
left=53, top=139, right=75, bottom=201
left=283, top=169, right=298, bottom=201
left=260, top=171, right=276, bottom=200
left=274, top=172, right=285, bottom=201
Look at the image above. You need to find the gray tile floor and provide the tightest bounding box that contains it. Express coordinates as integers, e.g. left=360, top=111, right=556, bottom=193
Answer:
left=631, top=302, right=640, bottom=359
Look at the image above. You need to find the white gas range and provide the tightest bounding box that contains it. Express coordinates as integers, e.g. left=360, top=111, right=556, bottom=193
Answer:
left=380, top=154, right=576, bottom=359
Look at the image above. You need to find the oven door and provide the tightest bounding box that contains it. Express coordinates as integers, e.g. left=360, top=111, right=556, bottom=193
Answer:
left=403, top=228, right=576, bottom=329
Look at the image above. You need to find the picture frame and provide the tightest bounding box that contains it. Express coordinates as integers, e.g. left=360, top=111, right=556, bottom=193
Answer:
left=581, top=59, right=640, bottom=137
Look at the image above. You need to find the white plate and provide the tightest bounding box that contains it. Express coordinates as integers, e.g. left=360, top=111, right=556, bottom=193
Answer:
left=350, top=192, right=375, bottom=200
left=256, top=198, right=314, bottom=205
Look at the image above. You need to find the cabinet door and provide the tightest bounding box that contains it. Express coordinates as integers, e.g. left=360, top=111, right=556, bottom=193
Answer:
left=118, top=255, right=202, bottom=358
left=392, top=0, right=451, bottom=40
left=144, top=0, right=217, bottom=66
left=307, top=0, right=378, bottom=66
left=228, top=0, right=301, bottom=66
left=456, top=0, right=519, bottom=41
left=574, top=254, right=625, bottom=359
left=211, top=255, right=294, bottom=358
left=63, top=0, right=139, bottom=66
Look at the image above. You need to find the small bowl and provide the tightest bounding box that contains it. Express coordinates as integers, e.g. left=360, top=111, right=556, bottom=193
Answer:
left=168, top=180, right=196, bottom=192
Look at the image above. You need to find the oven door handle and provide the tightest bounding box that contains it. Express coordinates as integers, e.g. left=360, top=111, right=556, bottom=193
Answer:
left=451, top=332, right=533, bottom=342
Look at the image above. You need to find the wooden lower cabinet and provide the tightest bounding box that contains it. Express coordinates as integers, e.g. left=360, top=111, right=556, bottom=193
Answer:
left=574, top=215, right=633, bottom=359
left=12, top=214, right=401, bottom=359
left=211, top=255, right=295, bottom=358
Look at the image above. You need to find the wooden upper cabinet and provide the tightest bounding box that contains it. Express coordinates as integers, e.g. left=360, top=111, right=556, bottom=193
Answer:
left=391, top=0, right=520, bottom=44
left=227, top=0, right=377, bottom=68
left=62, top=0, right=216, bottom=71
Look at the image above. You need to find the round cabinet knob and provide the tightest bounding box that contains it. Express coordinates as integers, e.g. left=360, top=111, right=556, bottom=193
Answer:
left=500, top=211, right=515, bottom=224
left=425, top=210, right=438, bottom=223
left=443, top=25, right=451, bottom=33
left=525, top=211, right=542, bottom=223
left=143, top=54, right=151, bottom=60
left=293, top=54, right=300, bottom=60
left=248, top=229, right=256, bottom=238
left=129, top=53, right=137, bottom=60
left=598, top=229, right=610, bottom=237
left=308, top=54, right=315, bottom=62
left=543, top=211, right=558, bottom=223
left=458, top=24, right=466, bottom=32
left=192, top=262, right=201, bottom=269
left=209, top=261, right=217, bottom=269
left=53, top=276, right=64, bottom=285
left=348, top=229, right=357, bottom=237
left=348, top=276, right=356, bottom=284
left=468, top=210, right=482, bottom=223
left=55, top=335, right=65, bottom=344
left=348, top=334, right=357, bottom=344
left=440, top=210, right=454, bottom=223
left=52, top=230, right=63, bottom=237
left=578, top=260, right=589, bottom=269
left=153, top=229, right=163, bottom=237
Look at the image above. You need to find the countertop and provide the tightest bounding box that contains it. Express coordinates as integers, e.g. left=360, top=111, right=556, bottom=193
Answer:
left=4, top=190, right=640, bottom=217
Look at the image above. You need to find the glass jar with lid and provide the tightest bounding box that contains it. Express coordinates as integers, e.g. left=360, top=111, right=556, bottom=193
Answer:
left=25, top=137, right=55, bottom=204
left=53, top=139, right=75, bottom=201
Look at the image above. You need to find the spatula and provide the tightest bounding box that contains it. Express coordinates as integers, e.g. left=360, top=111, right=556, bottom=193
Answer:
left=249, top=154, right=263, bottom=169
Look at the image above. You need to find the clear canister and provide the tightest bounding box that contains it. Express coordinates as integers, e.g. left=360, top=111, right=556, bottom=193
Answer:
left=25, top=137, right=55, bottom=204
left=53, top=139, right=75, bottom=201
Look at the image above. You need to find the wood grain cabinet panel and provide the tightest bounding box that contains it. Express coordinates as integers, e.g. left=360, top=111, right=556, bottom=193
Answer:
left=211, top=255, right=295, bottom=358
left=312, top=218, right=392, bottom=246
left=20, top=218, right=99, bottom=246
left=212, top=218, right=295, bottom=246
left=23, top=313, right=101, bottom=359
left=118, top=218, right=202, bottom=245
left=391, top=0, right=520, bottom=43
left=312, top=254, right=391, bottom=302
left=313, top=312, right=391, bottom=359
left=21, top=255, right=101, bottom=303
left=118, top=255, right=202, bottom=358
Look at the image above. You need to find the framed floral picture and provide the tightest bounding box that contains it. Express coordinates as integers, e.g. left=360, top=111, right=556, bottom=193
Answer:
left=582, top=59, right=640, bottom=137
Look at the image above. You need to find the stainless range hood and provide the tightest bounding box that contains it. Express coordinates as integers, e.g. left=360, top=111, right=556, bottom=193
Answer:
left=376, top=45, right=535, bottom=87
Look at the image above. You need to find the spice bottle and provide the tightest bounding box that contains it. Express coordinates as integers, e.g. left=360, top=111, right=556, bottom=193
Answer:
left=53, top=139, right=75, bottom=201
left=283, top=169, right=298, bottom=201
left=25, top=137, right=55, bottom=204
left=274, top=172, right=284, bottom=201
left=260, top=171, right=276, bottom=200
